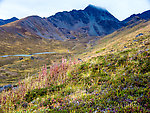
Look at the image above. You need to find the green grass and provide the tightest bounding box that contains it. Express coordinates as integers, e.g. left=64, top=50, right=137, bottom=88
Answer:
left=15, top=45, right=149, bottom=113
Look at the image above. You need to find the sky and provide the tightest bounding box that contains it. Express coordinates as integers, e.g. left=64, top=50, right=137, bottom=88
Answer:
left=0, top=0, right=150, bottom=21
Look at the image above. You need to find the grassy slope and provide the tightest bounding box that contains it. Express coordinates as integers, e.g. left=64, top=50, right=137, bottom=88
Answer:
left=77, top=20, right=150, bottom=60
left=0, top=21, right=150, bottom=112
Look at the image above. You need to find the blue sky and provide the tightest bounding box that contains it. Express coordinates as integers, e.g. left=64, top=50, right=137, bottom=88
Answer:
left=0, top=0, right=150, bottom=20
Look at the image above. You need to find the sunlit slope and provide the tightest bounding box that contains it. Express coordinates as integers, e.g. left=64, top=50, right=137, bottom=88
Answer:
left=78, top=20, right=150, bottom=60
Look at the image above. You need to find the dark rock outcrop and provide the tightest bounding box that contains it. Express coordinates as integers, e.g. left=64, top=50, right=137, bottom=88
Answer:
left=0, top=84, right=12, bottom=92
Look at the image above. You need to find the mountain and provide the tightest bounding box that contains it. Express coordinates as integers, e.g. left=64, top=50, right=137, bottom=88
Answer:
left=123, top=10, right=150, bottom=24
left=47, top=5, right=123, bottom=37
left=0, top=17, right=18, bottom=26
left=2, top=5, right=149, bottom=41
left=0, top=5, right=123, bottom=40
left=0, top=16, right=66, bottom=40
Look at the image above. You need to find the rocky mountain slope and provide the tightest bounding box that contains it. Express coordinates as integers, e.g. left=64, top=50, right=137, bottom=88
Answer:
left=47, top=5, right=123, bottom=37
left=0, top=16, right=66, bottom=40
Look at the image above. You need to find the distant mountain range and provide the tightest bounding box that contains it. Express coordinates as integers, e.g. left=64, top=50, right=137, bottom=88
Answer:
left=0, top=5, right=150, bottom=40
left=0, top=17, right=18, bottom=26
left=123, top=10, right=150, bottom=25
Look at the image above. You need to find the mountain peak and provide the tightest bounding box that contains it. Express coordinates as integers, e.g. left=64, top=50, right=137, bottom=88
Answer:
left=10, top=17, right=18, bottom=20
left=86, top=4, right=96, bottom=8
left=25, top=15, right=41, bottom=19
left=84, top=4, right=107, bottom=12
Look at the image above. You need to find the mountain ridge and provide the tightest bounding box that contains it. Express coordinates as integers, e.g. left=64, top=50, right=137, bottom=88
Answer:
left=0, top=5, right=150, bottom=40
left=0, top=15, right=67, bottom=40
left=123, top=10, right=150, bottom=24
left=0, top=5, right=123, bottom=40
left=0, top=17, right=18, bottom=26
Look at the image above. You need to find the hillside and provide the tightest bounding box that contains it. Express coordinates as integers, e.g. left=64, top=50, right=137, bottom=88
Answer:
left=0, top=18, right=149, bottom=112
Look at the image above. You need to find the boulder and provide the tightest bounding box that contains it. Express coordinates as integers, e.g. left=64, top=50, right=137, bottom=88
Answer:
left=31, top=56, right=34, bottom=60
left=136, top=33, right=143, bottom=37
left=0, top=84, right=12, bottom=92
left=78, top=58, right=83, bottom=62
left=19, top=57, right=23, bottom=60
left=0, top=87, right=4, bottom=92
left=3, top=84, right=12, bottom=89
left=22, top=102, right=28, bottom=108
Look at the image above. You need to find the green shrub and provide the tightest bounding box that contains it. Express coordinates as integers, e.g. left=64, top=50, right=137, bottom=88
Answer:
left=25, top=84, right=65, bottom=102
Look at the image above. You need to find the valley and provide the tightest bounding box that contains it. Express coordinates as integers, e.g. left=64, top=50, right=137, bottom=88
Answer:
left=0, top=35, right=98, bottom=85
